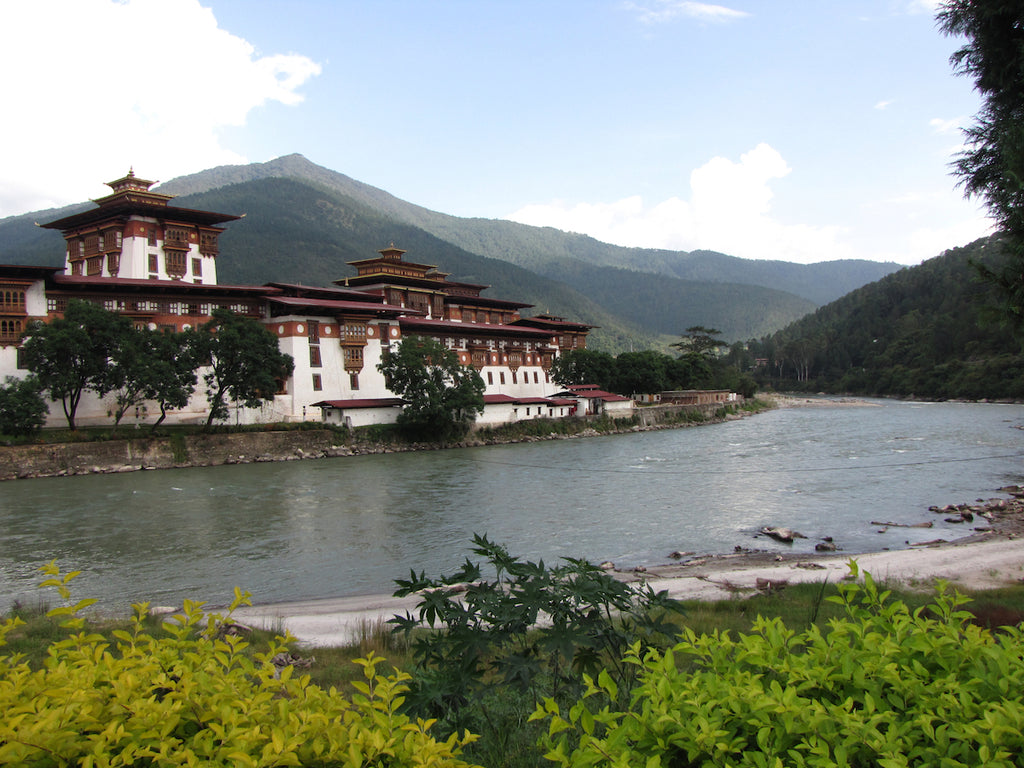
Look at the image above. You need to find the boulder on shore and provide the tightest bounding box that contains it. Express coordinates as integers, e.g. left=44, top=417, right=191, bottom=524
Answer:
left=760, top=526, right=806, bottom=543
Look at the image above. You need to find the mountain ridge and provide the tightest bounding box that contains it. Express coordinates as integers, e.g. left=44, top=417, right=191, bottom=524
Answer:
left=0, top=154, right=899, bottom=350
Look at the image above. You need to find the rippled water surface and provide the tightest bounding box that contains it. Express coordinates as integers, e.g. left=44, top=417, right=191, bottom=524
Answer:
left=2, top=399, right=1023, bottom=610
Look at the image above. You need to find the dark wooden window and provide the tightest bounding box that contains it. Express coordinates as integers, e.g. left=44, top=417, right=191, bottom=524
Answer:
left=0, top=287, right=26, bottom=312
left=166, top=251, right=186, bottom=278
left=0, top=318, right=23, bottom=343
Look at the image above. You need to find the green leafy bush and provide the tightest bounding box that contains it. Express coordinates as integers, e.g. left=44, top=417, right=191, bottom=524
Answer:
left=0, top=375, right=47, bottom=439
left=390, top=535, right=684, bottom=766
left=0, top=563, right=480, bottom=767
left=534, top=563, right=1024, bottom=767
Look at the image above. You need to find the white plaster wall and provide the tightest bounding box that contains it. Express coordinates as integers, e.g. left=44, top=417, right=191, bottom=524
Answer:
left=25, top=281, right=48, bottom=316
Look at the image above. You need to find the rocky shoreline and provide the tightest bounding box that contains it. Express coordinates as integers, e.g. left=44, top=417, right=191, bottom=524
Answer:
left=603, top=485, right=1024, bottom=581
left=234, top=488, right=1024, bottom=646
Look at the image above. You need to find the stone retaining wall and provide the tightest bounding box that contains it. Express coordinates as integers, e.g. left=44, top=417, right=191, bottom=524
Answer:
left=0, top=399, right=757, bottom=481
left=0, top=431, right=349, bottom=481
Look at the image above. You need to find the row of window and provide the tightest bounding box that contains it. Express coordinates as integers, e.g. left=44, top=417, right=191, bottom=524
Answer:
left=67, top=228, right=219, bottom=258
left=45, top=296, right=260, bottom=317
left=486, top=369, right=549, bottom=386
left=310, top=372, right=359, bottom=392
left=0, top=287, right=26, bottom=313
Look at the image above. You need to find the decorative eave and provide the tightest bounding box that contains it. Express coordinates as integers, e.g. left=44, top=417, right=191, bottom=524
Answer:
left=0, top=264, right=64, bottom=281
left=339, top=273, right=453, bottom=292
left=265, top=282, right=386, bottom=302
left=41, top=201, right=241, bottom=231
left=446, top=294, right=532, bottom=311
left=513, top=315, right=594, bottom=332
left=50, top=274, right=271, bottom=297
left=312, top=398, right=406, bottom=409
left=266, top=295, right=408, bottom=318
left=400, top=317, right=553, bottom=340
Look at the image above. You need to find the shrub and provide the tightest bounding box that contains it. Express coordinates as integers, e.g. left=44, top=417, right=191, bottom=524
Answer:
left=0, top=562, right=480, bottom=767
left=0, top=375, right=47, bottom=439
left=534, top=562, right=1024, bottom=767
left=390, top=535, right=684, bottom=767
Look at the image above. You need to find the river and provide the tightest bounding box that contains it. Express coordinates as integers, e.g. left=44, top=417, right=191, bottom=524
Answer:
left=2, top=399, right=1023, bottom=612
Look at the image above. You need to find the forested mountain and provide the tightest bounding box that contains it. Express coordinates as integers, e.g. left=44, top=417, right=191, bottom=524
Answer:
left=0, top=154, right=899, bottom=351
left=158, top=154, right=901, bottom=305
left=749, top=236, right=1024, bottom=399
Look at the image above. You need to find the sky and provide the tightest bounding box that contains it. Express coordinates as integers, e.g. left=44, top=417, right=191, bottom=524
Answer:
left=0, top=0, right=996, bottom=265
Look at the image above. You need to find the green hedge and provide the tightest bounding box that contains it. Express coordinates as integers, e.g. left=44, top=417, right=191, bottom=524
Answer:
left=0, top=563, right=479, bottom=767
left=535, top=563, right=1024, bottom=767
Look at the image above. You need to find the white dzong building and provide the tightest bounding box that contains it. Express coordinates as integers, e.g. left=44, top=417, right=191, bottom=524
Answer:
left=0, top=172, right=596, bottom=429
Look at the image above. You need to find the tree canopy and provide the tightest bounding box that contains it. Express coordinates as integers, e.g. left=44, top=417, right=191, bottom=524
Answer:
left=378, top=335, right=485, bottom=442
left=196, top=308, right=295, bottom=428
left=20, top=299, right=134, bottom=430
left=939, top=0, right=1024, bottom=333
left=0, top=375, right=47, bottom=438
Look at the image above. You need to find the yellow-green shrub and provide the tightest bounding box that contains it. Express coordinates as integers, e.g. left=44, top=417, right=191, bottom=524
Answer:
left=534, top=564, right=1024, bottom=767
left=0, top=563, right=479, bottom=767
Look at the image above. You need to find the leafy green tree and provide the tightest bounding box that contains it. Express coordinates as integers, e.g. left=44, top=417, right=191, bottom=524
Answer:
left=142, top=329, right=200, bottom=431
left=105, top=325, right=154, bottom=434
left=19, top=299, right=133, bottom=430
left=667, top=352, right=712, bottom=389
left=106, top=327, right=201, bottom=433
left=378, top=335, right=485, bottom=441
left=549, top=348, right=616, bottom=389
left=608, top=350, right=671, bottom=395
left=670, top=325, right=728, bottom=359
left=0, top=375, right=47, bottom=438
left=196, top=308, right=294, bottom=428
left=939, top=1, right=1024, bottom=332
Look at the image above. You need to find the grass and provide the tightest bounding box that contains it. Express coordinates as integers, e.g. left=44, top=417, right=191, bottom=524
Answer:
left=5, top=578, right=1019, bottom=684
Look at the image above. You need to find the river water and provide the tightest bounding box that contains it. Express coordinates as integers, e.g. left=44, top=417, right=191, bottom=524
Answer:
left=2, top=399, right=1023, bottom=612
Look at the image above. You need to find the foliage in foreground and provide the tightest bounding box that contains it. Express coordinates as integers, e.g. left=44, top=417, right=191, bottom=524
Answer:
left=0, top=563, right=479, bottom=768
left=535, top=563, right=1024, bottom=767
left=390, top=534, right=685, bottom=766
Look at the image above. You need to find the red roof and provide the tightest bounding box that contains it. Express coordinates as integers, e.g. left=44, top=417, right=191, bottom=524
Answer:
left=560, top=386, right=632, bottom=402
left=482, top=394, right=577, bottom=406
left=267, top=295, right=408, bottom=315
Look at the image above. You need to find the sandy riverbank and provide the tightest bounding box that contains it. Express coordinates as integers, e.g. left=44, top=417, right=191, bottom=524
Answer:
left=233, top=531, right=1024, bottom=647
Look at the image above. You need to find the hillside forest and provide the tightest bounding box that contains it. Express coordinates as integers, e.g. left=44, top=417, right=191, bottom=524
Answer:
left=742, top=236, right=1024, bottom=400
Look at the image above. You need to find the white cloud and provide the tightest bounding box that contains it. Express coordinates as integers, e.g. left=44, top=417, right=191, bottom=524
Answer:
left=507, top=144, right=859, bottom=265
left=930, top=116, right=965, bottom=135
left=906, top=0, right=943, bottom=14
left=874, top=99, right=895, bottom=110
left=0, top=0, right=321, bottom=217
left=624, top=0, right=749, bottom=25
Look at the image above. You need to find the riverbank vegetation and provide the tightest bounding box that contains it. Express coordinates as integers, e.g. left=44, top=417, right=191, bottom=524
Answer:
left=5, top=555, right=1024, bottom=767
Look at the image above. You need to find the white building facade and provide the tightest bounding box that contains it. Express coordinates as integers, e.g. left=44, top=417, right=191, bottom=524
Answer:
left=0, top=172, right=610, bottom=430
